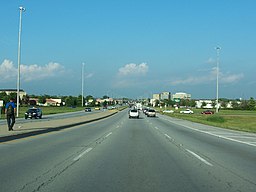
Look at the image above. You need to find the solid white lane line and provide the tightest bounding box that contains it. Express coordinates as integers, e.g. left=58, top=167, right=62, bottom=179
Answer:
left=186, top=149, right=213, bottom=166
left=161, top=117, right=256, bottom=147
left=73, top=147, right=93, bottom=161
left=164, top=134, right=172, bottom=140
left=105, top=132, right=112, bottom=138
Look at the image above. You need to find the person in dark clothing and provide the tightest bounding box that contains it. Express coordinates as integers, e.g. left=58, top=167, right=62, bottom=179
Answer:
left=5, top=98, right=16, bottom=131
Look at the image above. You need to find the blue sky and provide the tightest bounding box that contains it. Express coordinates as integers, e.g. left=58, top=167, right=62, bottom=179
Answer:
left=0, top=0, right=255, bottom=99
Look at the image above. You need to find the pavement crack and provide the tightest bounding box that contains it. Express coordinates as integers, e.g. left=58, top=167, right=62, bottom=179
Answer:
left=15, top=153, right=80, bottom=192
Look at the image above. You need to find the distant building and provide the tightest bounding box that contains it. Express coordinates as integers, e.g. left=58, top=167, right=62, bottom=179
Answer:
left=29, top=98, right=62, bottom=106
left=96, top=98, right=114, bottom=103
left=195, top=100, right=213, bottom=109
left=0, top=89, right=27, bottom=100
left=45, top=98, right=62, bottom=106
left=152, top=94, right=160, bottom=100
left=160, top=92, right=171, bottom=100
left=172, top=92, right=191, bottom=100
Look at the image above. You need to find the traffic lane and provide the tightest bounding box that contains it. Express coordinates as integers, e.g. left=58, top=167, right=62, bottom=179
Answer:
left=146, top=115, right=256, bottom=187
left=159, top=113, right=256, bottom=146
left=43, top=109, right=103, bottom=120
left=0, top=110, right=125, bottom=192
left=39, top=113, right=254, bottom=192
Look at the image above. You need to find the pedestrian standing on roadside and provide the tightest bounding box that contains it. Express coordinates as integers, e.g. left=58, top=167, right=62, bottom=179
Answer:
left=5, top=98, right=16, bottom=131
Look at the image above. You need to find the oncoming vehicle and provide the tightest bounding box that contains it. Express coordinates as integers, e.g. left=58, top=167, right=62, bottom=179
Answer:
left=180, top=109, right=194, bottom=114
left=85, top=107, right=92, bottom=112
left=147, top=109, right=156, bottom=117
left=129, top=109, right=139, bottom=119
left=25, top=108, right=42, bottom=119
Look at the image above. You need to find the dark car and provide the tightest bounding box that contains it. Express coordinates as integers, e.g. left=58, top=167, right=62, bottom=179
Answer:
left=85, top=107, right=92, bottom=112
left=25, top=108, right=42, bottom=119
left=201, top=110, right=214, bottom=115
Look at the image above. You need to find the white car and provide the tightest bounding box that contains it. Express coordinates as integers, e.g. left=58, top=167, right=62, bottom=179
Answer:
left=180, top=109, right=194, bottom=114
left=129, top=109, right=139, bottom=118
left=147, top=109, right=156, bottom=117
left=163, top=110, right=174, bottom=113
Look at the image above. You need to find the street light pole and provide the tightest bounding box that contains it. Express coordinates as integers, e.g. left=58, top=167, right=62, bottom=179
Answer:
left=216, top=47, right=221, bottom=113
left=17, top=6, right=25, bottom=117
left=82, top=62, right=85, bottom=107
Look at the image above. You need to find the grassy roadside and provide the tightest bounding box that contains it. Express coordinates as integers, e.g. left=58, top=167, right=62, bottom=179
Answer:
left=0, top=106, right=85, bottom=120
left=1, top=106, right=127, bottom=119
left=157, top=108, right=256, bottom=133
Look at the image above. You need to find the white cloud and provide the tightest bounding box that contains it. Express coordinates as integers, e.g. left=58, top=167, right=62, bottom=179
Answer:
left=0, top=59, right=17, bottom=80
left=118, top=62, right=148, bottom=76
left=85, top=73, right=94, bottom=79
left=21, top=62, right=64, bottom=81
left=205, top=57, right=215, bottom=64
left=170, top=67, right=243, bottom=85
left=221, top=73, right=244, bottom=83
left=0, top=59, right=65, bottom=82
left=112, top=62, right=149, bottom=88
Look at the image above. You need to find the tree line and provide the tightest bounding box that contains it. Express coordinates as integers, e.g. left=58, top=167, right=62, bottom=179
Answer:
left=0, top=92, right=104, bottom=107
left=152, top=97, right=256, bottom=110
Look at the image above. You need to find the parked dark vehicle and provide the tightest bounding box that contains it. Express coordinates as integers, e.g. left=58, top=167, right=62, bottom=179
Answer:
left=25, top=108, right=42, bottom=119
left=201, top=110, right=214, bottom=115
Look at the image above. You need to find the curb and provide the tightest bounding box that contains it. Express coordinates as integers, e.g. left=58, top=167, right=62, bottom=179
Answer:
left=0, top=111, right=118, bottom=143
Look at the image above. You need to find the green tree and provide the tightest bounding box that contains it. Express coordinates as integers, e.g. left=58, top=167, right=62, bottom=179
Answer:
left=189, top=100, right=196, bottom=107
left=0, top=92, right=9, bottom=104
left=154, top=100, right=160, bottom=107
left=221, top=101, right=228, bottom=109
left=211, top=100, right=216, bottom=109
left=248, top=97, right=256, bottom=110
left=240, top=100, right=248, bottom=110
left=65, top=96, right=77, bottom=107
left=201, top=101, right=207, bottom=108
left=103, top=100, right=108, bottom=107
left=180, top=99, right=190, bottom=107
left=22, top=94, right=30, bottom=106
left=231, top=100, right=240, bottom=109
left=77, top=95, right=84, bottom=106
left=38, top=95, right=47, bottom=104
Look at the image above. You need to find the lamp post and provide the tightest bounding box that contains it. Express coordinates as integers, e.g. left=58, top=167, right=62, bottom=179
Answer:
left=17, top=6, right=25, bottom=117
left=82, top=62, right=85, bottom=107
left=215, top=47, right=221, bottom=113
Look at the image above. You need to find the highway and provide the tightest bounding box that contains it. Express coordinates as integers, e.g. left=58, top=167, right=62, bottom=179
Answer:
left=0, top=109, right=255, bottom=192
left=0, top=109, right=101, bottom=126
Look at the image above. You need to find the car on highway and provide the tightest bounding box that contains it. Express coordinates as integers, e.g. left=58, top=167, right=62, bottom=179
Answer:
left=163, top=109, right=174, bottom=113
left=147, top=109, right=156, bottom=117
left=85, top=107, right=92, bottom=112
left=180, top=109, right=194, bottom=114
left=143, top=108, right=149, bottom=115
left=25, top=108, right=42, bottom=119
left=201, top=110, right=214, bottom=114
left=129, top=109, right=139, bottom=119
left=94, top=107, right=100, bottom=110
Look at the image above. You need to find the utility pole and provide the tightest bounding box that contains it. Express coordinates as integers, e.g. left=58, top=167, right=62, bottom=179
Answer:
left=17, top=6, right=26, bottom=117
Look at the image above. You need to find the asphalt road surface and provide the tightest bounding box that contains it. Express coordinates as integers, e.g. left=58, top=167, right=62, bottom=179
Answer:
left=0, top=110, right=255, bottom=192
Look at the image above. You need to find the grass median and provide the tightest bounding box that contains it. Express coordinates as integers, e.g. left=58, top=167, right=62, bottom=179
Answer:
left=0, top=106, right=127, bottom=120
left=0, top=106, right=85, bottom=120
left=159, top=108, right=256, bottom=133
